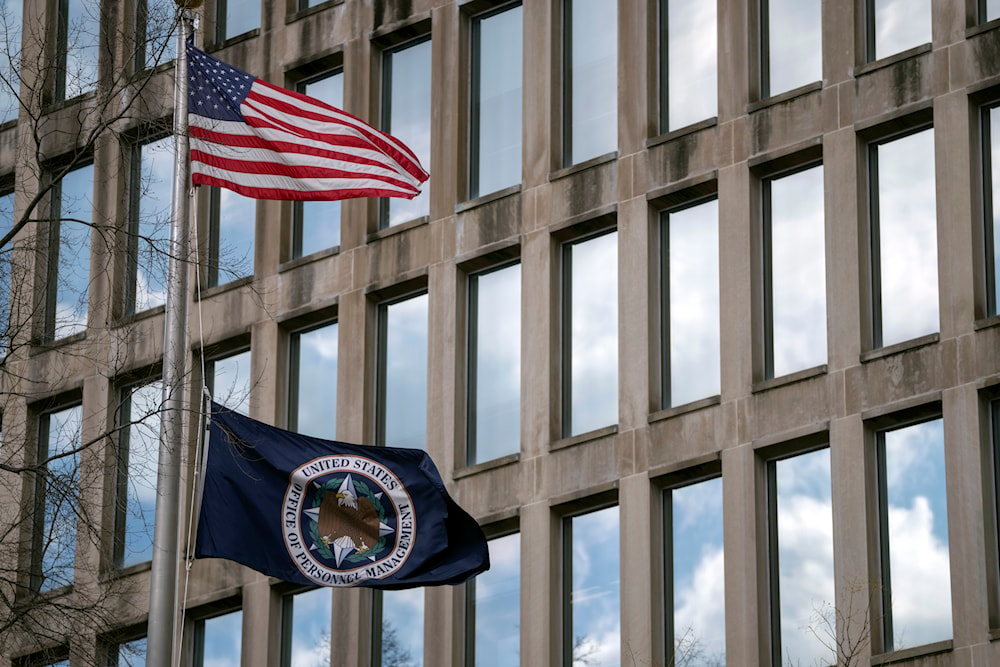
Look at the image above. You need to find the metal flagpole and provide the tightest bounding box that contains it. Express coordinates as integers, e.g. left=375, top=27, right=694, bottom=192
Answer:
left=148, top=6, right=195, bottom=666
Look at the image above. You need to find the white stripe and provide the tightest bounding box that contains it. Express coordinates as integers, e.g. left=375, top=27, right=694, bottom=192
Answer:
left=250, top=82, right=421, bottom=166
left=190, top=115, right=423, bottom=188
left=192, top=161, right=418, bottom=196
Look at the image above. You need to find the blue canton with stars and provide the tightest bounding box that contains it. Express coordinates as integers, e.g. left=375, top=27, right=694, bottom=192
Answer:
left=187, top=40, right=255, bottom=123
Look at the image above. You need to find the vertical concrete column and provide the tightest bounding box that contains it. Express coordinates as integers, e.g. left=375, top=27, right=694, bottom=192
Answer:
left=241, top=576, right=278, bottom=667
left=250, top=318, right=281, bottom=425
left=336, top=287, right=369, bottom=444
left=715, top=0, right=749, bottom=123
left=330, top=588, right=371, bottom=667
left=942, top=385, right=990, bottom=647
left=829, top=415, right=874, bottom=665
left=426, top=257, right=458, bottom=473
left=519, top=500, right=558, bottom=666
left=717, top=164, right=752, bottom=400
left=616, top=0, right=651, bottom=156
left=423, top=584, right=458, bottom=666
left=618, top=473, right=656, bottom=666
left=429, top=4, right=459, bottom=221
left=823, top=128, right=863, bottom=373
left=721, top=442, right=761, bottom=666
left=616, top=195, right=651, bottom=432
left=521, top=0, right=554, bottom=186
left=933, top=91, right=976, bottom=339
left=340, top=4, right=373, bottom=252
left=519, top=225, right=554, bottom=459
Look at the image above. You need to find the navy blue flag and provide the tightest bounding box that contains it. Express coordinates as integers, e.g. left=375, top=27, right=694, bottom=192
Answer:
left=195, top=404, right=489, bottom=589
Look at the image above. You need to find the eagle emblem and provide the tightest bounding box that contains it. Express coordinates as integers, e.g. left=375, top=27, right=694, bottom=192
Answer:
left=303, top=474, right=394, bottom=567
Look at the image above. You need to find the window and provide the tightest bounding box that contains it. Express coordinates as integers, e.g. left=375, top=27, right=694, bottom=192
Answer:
left=107, top=636, right=147, bottom=666
left=54, top=0, right=100, bottom=100
left=563, top=0, right=616, bottom=165
left=281, top=588, right=332, bottom=667
left=868, top=127, right=938, bottom=348
left=15, top=650, right=69, bottom=667
left=46, top=162, right=93, bottom=340
left=563, top=505, right=619, bottom=667
left=466, top=532, right=520, bottom=666
left=33, top=403, right=81, bottom=592
left=659, top=0, right=717, bottom=132
left=984, top=103, right=1000, bottom=317
left=468, top=262, right=520, bottom=464
left=208, top=187, right=255, bottom=287
left=873, top=417, right=951, bottom=651
left=982, top=0, right=1000, bottom=23
left=127, top=135, right=172, bottom=314
left=114, top=381, right=161, bottom=568
left=0, top=0, right=22, bottom=123
left=661, top=199, right=719, bottom=407
left=289, top=321, right=338, bottom=440
left=380, top=38, right=431, bottom=228
left=765, top=447, right=834, bottom=666
left=866, top=0, right=931, bottom=62
left=562, top=230, right=617, bottom=437
left=373, top=589, right=424, bottom=667
left=293, top=70, right=343, bottom=258
left=759, top=0, right=820, bottom=97
left=376, top=292, right=427, bottom=449
left=193, top=609, right=243, bottom=667
left=208, top=349, right=252, bottom=415
left=470, top=3, right=522, bottom=198
left=136, top=0, right=175, bottom=71
left=215, top=0, right=259, bottom=42
left=762, top=165, right=826, bottom=378
left=0, top=188, right=13, bottom=354
left=664, top=476, right=724, bottom=666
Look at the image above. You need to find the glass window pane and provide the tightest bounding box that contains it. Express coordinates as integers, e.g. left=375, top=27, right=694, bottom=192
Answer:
left=566, top=0, right=617, bottom=165
left=0, top=0, right=23, bottom=122
left=668, top=477, right=724, bottom=666
left=469, top=264, right=520, bottom=463
left=118, top=382, right=162, bottom=568
left=110, top=637, right=147, bottom=667
left=380, top=293, right=427, bottom=449
left=52, top=164, right=93, bottom=339
left=59, top=0, right=100, bottom=99
left=765, top=0, right=821, bottom=96
left=219, top=0, right=259, bottom=41
left=137, top=0, right=175, bottom=70
left=295, top=72, right=343, bottom=258
left=665, top=200, right=720, bottom=407
left=767, top=166, right=826, bottom=377
left=663, top=0, right=717, bottom=131
left=471, top=5, right=523, bottom=197
left=872, top=0, right=931, bottom=61
left=565, top=232, right=617, bottom=436
left=378, top=589, right=423, bottom=666
left=471, top=533, right=520, bottom=667
left=382, top=40, right=431, bottom=228
left=0, top=189, right=13, bottom=354
left=212, top=188, right=255, bottom=285
left=198, top=610, right=243, bottom=667
left=39, top=405, right=81, bottom=592
left=988, top=0, right=1000, bottom=22
left=291, top=322, right=338, bottom=440
left=566, top=506, right=619, bottom=667
left=211, top=350, right=251, bottom=415
left=880, top=419, right=951, bottom=650
left=131, top=136, right=173, bottom=312
left=987, top=106, right=1000, bottom=317
left=771, top=449, right=835, bottom=666
left=873, top=129, right=938, bottom=348
left=283, top=588, right=332, bottom=667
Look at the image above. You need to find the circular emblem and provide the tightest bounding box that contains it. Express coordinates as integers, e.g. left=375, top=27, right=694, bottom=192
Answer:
left=283, top=455, right=415, bottom=586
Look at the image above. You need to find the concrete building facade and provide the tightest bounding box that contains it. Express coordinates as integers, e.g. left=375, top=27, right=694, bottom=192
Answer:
left=2, top=0, right=1000, bottom=665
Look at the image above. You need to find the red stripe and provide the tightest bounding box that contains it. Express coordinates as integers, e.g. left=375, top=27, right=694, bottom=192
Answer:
left=190, top=125, right=404, bottom=173
left=191, top=172, right=418, bottom=202
left=191, top=149, right=420, bottom=192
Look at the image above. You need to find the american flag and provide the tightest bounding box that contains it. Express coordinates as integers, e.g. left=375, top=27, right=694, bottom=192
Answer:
left=187, top=41, right=429, bottom=201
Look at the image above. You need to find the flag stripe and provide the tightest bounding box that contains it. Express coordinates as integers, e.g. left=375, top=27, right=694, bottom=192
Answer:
left=187, top=42, right=428, bottom=202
